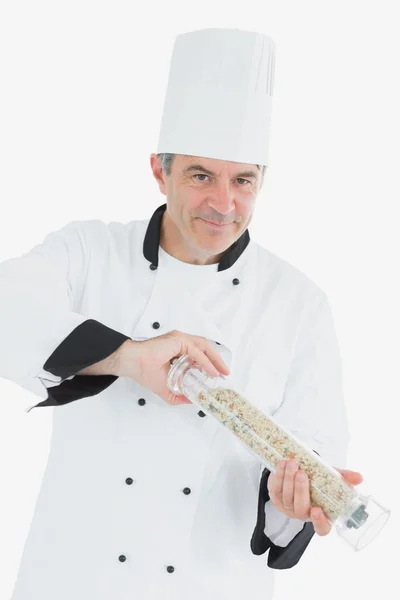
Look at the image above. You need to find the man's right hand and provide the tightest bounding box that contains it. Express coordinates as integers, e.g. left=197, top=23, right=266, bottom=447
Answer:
left=112, top=330, right=230, bottom=406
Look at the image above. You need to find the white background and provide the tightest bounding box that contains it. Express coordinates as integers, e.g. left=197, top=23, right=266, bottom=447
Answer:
left=0, top=1, right=399, bottom=598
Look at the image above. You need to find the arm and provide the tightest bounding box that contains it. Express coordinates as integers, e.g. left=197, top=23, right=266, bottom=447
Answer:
left=0, top=221, right=130, bottom=411
left=250, top=292, right=350, bottom=568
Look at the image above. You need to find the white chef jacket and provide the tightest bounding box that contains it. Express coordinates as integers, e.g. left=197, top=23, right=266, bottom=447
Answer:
left=0, top=203, right=350, bottom=600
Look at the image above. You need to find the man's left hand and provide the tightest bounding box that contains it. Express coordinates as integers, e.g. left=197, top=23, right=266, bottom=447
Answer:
left=267, top=459, right=364, bottom=536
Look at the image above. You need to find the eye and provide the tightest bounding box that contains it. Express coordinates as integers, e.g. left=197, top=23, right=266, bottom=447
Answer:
left=193, top=174, right=252, bottom=185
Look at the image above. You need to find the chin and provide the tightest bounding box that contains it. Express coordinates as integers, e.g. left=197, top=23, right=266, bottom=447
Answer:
left=191, top=217, right=239, bottom=245
left=198, top=234, right=237, bottom=254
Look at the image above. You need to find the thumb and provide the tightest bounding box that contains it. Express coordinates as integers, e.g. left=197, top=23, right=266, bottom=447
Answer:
left=335, top=468, right=364, bottom=485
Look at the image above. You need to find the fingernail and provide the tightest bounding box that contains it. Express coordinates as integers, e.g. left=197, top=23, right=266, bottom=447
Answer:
left=297, top=472, right=306, bottom=482
left=313, top=508, right=321, bottom=519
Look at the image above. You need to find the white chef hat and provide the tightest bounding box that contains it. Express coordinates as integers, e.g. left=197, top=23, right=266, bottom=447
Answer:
left=157, top=28, right=276, bottom=167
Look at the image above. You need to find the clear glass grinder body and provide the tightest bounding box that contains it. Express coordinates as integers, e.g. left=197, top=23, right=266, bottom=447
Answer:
left=167, top=355, right=391, bottom=552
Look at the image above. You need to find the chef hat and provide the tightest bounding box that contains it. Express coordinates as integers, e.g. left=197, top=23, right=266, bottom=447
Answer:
left=157, top=28, right=276, bottom=167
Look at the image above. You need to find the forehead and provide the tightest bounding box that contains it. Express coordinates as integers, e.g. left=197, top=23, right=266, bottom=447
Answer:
left=179, top=154, right=258, bottom=172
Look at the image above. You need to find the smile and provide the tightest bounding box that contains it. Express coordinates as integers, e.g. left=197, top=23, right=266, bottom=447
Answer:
left=200, top=219, right=233, bottom=229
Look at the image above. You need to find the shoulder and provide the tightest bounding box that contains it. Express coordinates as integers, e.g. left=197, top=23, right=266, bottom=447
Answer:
left=250, top=241, right=328, bottom=306
left=65, top=217, right=144, bottom=239
left=64, top=217, right=148, bottom=258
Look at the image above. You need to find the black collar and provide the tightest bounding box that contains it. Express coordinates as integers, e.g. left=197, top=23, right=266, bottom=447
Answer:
left=143, top=204, right=250, bottom=272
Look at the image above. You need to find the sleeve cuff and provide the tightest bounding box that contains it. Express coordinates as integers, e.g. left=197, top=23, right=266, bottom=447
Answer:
left=264, top=500, right=305, bottom=545
left=26, top=319, right=131, bottom=411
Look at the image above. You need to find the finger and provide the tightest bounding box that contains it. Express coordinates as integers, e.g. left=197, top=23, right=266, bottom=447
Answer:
left=186, top=340, right=231, bottom=378
left=310, top=507, right=332, bottom=536
left=187, top=343, right=221, bottom=377
left=268, top=460, right=286, bottom=511
left=198, top=338, right=231, bottom=375
left=169, top=392, right=192, bottom=406
left=282, top=459, right=298, bottom=516
left=204, top=348, right=231, bottom=376
left=293, top=470, right=311, bottom=520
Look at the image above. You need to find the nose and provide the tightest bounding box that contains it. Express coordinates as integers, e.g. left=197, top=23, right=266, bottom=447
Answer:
left=207, top=181, right=236, bottom=216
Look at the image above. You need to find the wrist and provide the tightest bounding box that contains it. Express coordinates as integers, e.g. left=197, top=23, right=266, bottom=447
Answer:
left=110, top=339, right=141, bottom=378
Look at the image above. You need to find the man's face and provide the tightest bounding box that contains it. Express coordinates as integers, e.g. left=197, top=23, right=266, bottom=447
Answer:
left=150, top=153, right=261, bottom=260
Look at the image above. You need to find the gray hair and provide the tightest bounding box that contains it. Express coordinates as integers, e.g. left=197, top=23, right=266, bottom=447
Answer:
left=156, top=153, right=266, bottom=186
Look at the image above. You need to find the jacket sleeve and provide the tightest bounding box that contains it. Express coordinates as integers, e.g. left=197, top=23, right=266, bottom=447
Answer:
left=0, top=221, right=131, bottom=411
left=250, top=292, right=350, bottom=569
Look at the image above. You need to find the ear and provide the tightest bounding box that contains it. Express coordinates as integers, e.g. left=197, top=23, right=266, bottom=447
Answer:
left=150, top=153, right=167, bottom=195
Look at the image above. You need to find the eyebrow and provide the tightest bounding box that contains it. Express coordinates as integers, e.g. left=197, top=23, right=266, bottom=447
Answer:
left=182, top=164, right=259, bottom=180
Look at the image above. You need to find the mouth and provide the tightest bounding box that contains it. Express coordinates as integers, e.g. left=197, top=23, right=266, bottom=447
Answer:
left=199, top=218, right=233, bottom=229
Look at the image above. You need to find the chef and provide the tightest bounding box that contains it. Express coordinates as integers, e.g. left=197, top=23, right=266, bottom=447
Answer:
left=0, top=27, right=362, bottom=600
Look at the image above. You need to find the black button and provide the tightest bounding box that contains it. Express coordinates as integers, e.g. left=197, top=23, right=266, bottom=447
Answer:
left=150, top=264, right=157, bottom=271
left=152, top=321, right=160, bottom=329
left=166, top=565, right=175, bottom=573
left=138, top=398, right=146, bottom=406
left=215, top=341, right=221, bottom=345
left=198, top=410, right=206, bottom=418
left=118, top=555, right=127, bottom=562
left=232, top=278, right=240, bottom=285
left=125, top=478, right=134, bottom=485
left=183, top=487, right=191, bottom=495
